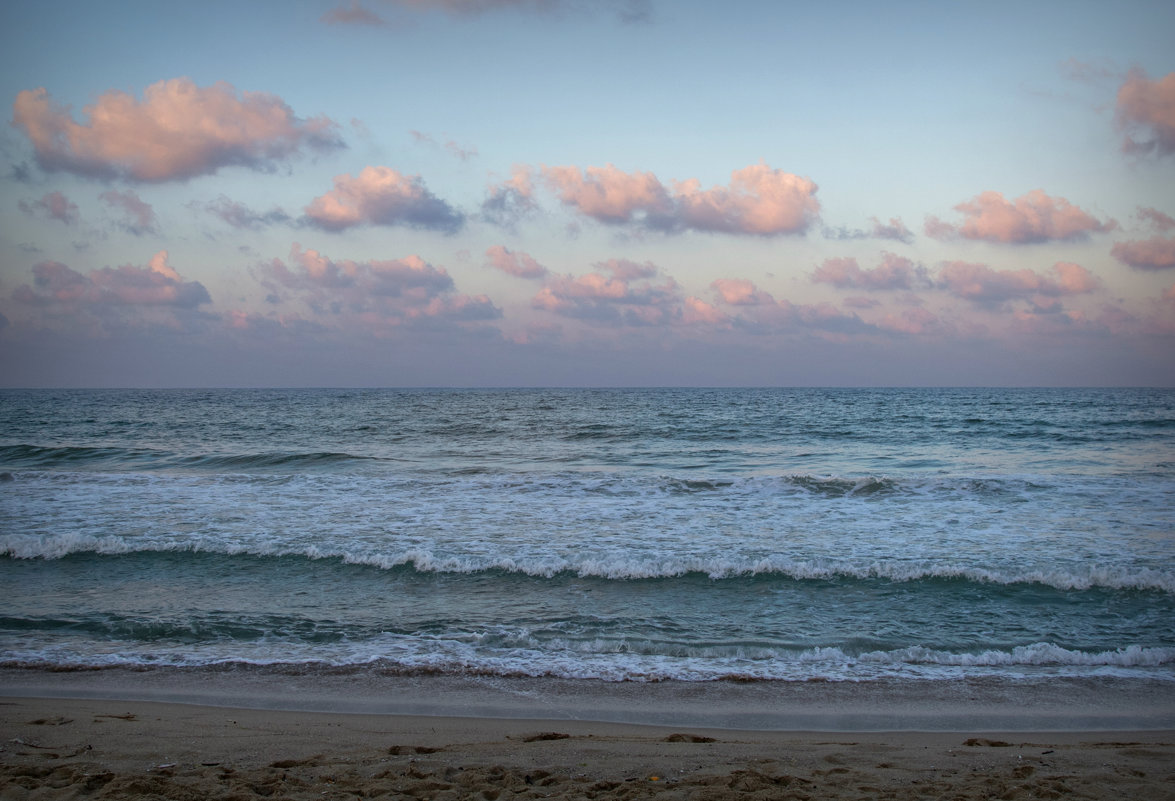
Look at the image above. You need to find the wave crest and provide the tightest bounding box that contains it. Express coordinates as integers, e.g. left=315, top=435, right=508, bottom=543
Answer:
left=4, top=537, right=1172, bottom=593
left=3, top=641, right=1171, bottom=681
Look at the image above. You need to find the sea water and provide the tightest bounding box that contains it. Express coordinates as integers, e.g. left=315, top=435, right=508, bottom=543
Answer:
left=1, top=387, right=1172, bottom=682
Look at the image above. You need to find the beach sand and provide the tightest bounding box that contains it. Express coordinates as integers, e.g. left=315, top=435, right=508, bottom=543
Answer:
left=3, top=669, right=1175, bottom=799
left=4, top=696, right=1174, bottom=800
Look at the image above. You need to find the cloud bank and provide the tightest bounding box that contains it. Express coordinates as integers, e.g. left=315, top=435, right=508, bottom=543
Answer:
left=12, top=251, right=211, bottom=314
left=706, top=278, right=873, bottom=337
left=532, top=258, right=680, bottom=325
left=812, top=253, right=923, bottom=290
left=936, top=261, right=1100, bottom=303
left=259, top=244, right=498, bottom=328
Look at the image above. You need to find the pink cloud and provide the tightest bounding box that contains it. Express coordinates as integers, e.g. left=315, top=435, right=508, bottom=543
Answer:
left=925, top=190, right=1116, bottom=243
left=1116, top=70, right=1175, bottom=157
left=603, top=258, right=658, bottom=280
left=682, top=296, right=727, bottom=325
left=922, top=215, right=956, bottom=240
left=267, top=245, right=452, bottom=294
left=304, top=166, right=463, bottom=232
left=812, top=257, right=864, bottom=288
left=13, top=262, right=89, bottom=305
left=710, top=278, right=775, bottom=306
left=936, top=260, right=1101, bottom=303
left=415, top=293, right=503, bottom=322
left=225, top=310, right=253, bottom=330
left=1137, top=207, right=1175, bottom=232
left=870, top=217, right=913, bottom=242
left=531, top=259, right=681, bottom=325
left=485, top=245, right=548, bottom=279
left=12, top=251, right=210, bottom=310
left=1052, top=261, right=1101, bottom=293
left=12, top=79, right=343, bottom=182
left=101, top=189, right=157, bottom=235
left=539, top=162, right=820, bottom=235
left=541, top=164, right=672, bottom=225
left=259, top=244, right=497, bottom=326
left=1111, top=236, right=1175, bottom=270
left=770, top=299, right=872, bottom=339
left=18, top=191, right=79, bottom=225
left=672, top=164, right=820, bottom=235
left=811, top=252, right=921, bottom=290
left=704, top=277, right=876, bottom=338
left=321, top=0, right=388, bottom=25
left=482, top=165, right=537, bottom=227
left=201, top=196, right=292, bottom=229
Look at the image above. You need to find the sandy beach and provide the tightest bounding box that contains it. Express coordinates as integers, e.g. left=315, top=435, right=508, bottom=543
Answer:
left=3, top=670, right=1174, bottom=799
left=3, top=697, right=1173, bottom=800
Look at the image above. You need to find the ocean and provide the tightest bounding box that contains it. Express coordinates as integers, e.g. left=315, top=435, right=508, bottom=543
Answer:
left=1, top=387, right=1173, bottom=684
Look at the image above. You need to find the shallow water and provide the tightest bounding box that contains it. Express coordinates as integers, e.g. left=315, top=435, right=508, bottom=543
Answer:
left=2, top=387, right=1173, bottom=681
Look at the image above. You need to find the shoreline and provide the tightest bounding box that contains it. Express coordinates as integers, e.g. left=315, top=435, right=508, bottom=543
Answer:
left=3, top=666, right=1173, bottom=731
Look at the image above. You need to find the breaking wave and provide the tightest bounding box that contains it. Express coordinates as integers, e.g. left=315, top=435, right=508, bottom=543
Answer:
left=3, top=640, right=1172, bottom=682
left=4, top=540, right=1173, bottom=593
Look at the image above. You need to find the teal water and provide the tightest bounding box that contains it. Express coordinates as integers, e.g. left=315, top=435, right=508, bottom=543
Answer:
left=1, top=388, right=1173, bottom=681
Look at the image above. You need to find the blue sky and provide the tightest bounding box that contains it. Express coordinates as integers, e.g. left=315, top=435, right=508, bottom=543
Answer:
left=1, top=0, right=1173, bottom=386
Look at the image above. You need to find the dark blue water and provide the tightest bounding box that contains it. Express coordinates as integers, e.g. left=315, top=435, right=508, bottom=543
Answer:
left=1, top=388, right=1172, bottom=681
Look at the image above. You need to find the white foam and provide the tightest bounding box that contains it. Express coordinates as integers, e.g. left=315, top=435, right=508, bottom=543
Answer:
left=858, top=642, right=1175, bottom=668
left=4, top=636, right=1172, bottom=682
left=4, top=533, right=1174, bottom=594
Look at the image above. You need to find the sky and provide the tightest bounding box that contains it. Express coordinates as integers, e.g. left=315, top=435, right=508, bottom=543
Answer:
left=1, top=0, right=1173, bottom=387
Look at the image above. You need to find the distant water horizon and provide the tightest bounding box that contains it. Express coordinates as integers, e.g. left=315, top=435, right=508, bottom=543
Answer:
left=2, top=387, right=1172, bottom=682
